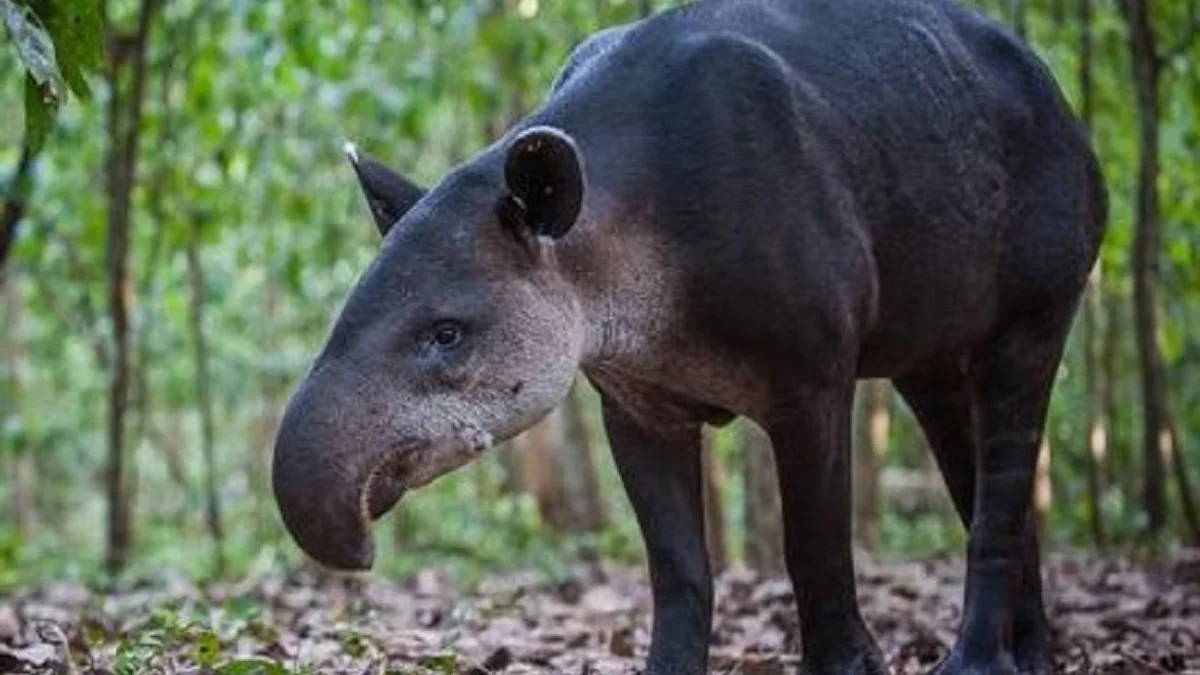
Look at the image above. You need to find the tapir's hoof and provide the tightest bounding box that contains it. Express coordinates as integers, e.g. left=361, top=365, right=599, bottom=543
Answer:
left=1013, top=632, right=1053, bottom=675
left=930, top=648, right=1019, bottom=675
left=802, top=650, right=889, bottom=675
left=1014, top=652, right=1052, bottom=675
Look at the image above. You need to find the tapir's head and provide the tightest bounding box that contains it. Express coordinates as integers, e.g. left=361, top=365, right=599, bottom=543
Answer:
left=272, top=126, right=590, bottom=570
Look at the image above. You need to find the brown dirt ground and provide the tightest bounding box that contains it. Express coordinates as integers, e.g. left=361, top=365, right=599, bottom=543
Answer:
left=0, top=550, right=1196, bottom=674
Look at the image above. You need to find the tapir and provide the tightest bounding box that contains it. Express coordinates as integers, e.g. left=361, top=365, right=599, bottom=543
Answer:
left=271, top=0, right=1107, bottom=673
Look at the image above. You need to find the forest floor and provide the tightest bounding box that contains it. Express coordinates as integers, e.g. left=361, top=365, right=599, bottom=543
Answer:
left=0, top=549, right=1196, bottom=674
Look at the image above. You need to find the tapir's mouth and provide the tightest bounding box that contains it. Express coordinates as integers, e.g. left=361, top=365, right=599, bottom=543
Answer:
left=356, top=430, right=495, bottom=543
left=361, top=450, right=411, bottom=525
left=273, top=418, right=495, bottom=573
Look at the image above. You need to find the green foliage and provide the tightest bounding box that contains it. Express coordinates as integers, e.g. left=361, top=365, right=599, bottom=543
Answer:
left=1, top=0, right=104, bottom=150
left=101, top=605, right=301, bottom=674
left=1, top=0, right=1199, bottom=597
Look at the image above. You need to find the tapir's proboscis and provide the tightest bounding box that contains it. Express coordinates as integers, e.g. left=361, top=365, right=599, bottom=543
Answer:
left=271, top=0, right=1106, bottom=673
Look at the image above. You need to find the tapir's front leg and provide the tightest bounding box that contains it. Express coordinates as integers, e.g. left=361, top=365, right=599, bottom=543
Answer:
left=600, top=393, right=712, bottom=675
left=767, top=382, right=887, bottom=675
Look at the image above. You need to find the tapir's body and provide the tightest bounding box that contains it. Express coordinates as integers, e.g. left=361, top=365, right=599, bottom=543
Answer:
left=535, top=0, right=1102, bottom=426
left=272, top=1, right=1106, bottom=674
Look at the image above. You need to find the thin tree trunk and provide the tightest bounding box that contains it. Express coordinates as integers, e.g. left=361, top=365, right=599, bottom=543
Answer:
left=1164, top=417, right=1200, bottom=544
left=853, top=380, right=891, bottom=551
left=1052, top=0, right=1066, bottom=28
left=254, top=271, right=284, bottom=524
left=1010, top=0, right=1027, bottom=39
left=1121, top=0, right=1168, bottom=538
left=560, top=380, right=607, bottom=530
left=1103, top=293, right=1128, bottom=501
left=186, top=217, right=225, bottom=576
left=0, top=143, right=34, bottom=273
left=103, top=0, right=158, bottom=576
left=517, top=414, right=566, bottom=528
left=1079, top=0, right=1107, bottom=549
left=1083, top=270, right=1109, bottom=547
left=146, top=420, right=188, bottom=489
left=130, top=32, right=180, bottom=454
left=702, top=428, right=728, bottom=572
left=496, top=441, right=524, bottom=495
left=1034, top=437, right=1053, bottom=546
left=741, top=419, right=785, bottom=575
left=2, top=273, right=34, bottom=535
left=517, top=382, right=608, bottom=532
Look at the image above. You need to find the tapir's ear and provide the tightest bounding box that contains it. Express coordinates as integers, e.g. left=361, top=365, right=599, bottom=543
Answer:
left=344, top=142, right=426, bottom=237
left=500, top=126, right=584, bottom=240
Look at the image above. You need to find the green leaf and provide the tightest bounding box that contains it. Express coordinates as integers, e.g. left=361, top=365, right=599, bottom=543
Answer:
left=24, top=74, right=58, bottom=153
left=418, top=653, right=458, bottom=674
left=37, top=0, right=105, bottom=99
left=193, top=630, right=221, bottom=667
left=2, top=0, right=67, bottom=98
left=216, top=657, right=291, bottom=675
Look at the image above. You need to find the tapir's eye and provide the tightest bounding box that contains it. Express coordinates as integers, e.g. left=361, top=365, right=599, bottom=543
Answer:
left=431, top=322, right=463, bottom=350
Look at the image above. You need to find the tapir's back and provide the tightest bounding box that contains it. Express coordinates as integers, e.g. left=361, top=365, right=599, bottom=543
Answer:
left=544, top=0, right=1104, bottom=377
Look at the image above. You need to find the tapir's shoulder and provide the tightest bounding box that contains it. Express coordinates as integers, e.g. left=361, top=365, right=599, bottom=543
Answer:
left=551, top=25, right=634, bottom=93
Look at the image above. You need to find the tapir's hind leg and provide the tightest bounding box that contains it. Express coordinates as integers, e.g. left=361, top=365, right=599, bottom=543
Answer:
left=894, top=371, right=1052, bottom=675
left=897, top=309, right=1070, bottom=675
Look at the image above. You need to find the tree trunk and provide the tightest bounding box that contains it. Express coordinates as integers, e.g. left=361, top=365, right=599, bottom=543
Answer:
left=254, top=272, right=285, bottom=526
left=186, top=217, right=225, bottom=576
left=1052, top=0, right=1066, bottom=28
left=496, top=441, right=524, bottom=495
left=1121, top=0, right=1168, bottom=538
left=2, top=272, right=34, bottom=535
left=1103, top=293, right=1128, bottom=500
left=518, top=414, right=566, bottom=528
left=1010, top=0, right=1027, bottom=39
left=1078, top=0, right=1108, bottom=549
left=1034, top=437, right=1053, bottom=546
left=1165, top=417, right=1200, bottom=544
left=560, top=381, right=607, bottom=530
left=130, top=34, right=180, bottom=457
left=103, top=0, right=158, bottom=577
left=853, top=380, right=891, bottom=551
left=741, top=419, right=785, bottom=575
left=1083, top=268, right=1109, bottom=548
left=702, top=428, right=728, bottom=572
left=0, top=143, right=34, bottom=274
left=516, top=381, right=607, bottom=531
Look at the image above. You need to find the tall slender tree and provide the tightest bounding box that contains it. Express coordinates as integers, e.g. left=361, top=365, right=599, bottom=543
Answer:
left=853, top=380, right=891, bottom=551
left=103, top=0, right=159, bottom=576
left=186, top=216, right=225, bottom=576
left=0, top=143, right=34, bottom=273
left=1078, top=0, right=1108, bottom=549
left=1119, top=0, right=1200, bottom=540
left=741, top=419, right=785, bottom=574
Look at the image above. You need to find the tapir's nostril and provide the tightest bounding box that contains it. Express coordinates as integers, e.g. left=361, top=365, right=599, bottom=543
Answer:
left=510, top=381, right=525, bottom=395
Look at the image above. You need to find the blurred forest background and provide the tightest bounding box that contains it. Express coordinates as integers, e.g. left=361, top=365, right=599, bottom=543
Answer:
left=1, top=0, right=1198, bottom=591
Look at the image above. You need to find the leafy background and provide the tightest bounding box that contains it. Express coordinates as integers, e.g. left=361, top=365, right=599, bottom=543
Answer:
left=1, top=0, right=1198, bottom=592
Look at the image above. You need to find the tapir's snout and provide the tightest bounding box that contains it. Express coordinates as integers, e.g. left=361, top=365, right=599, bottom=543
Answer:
left=271, top=371, right=493, bottom=571
left=271, top=376, right=389, bottom=570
